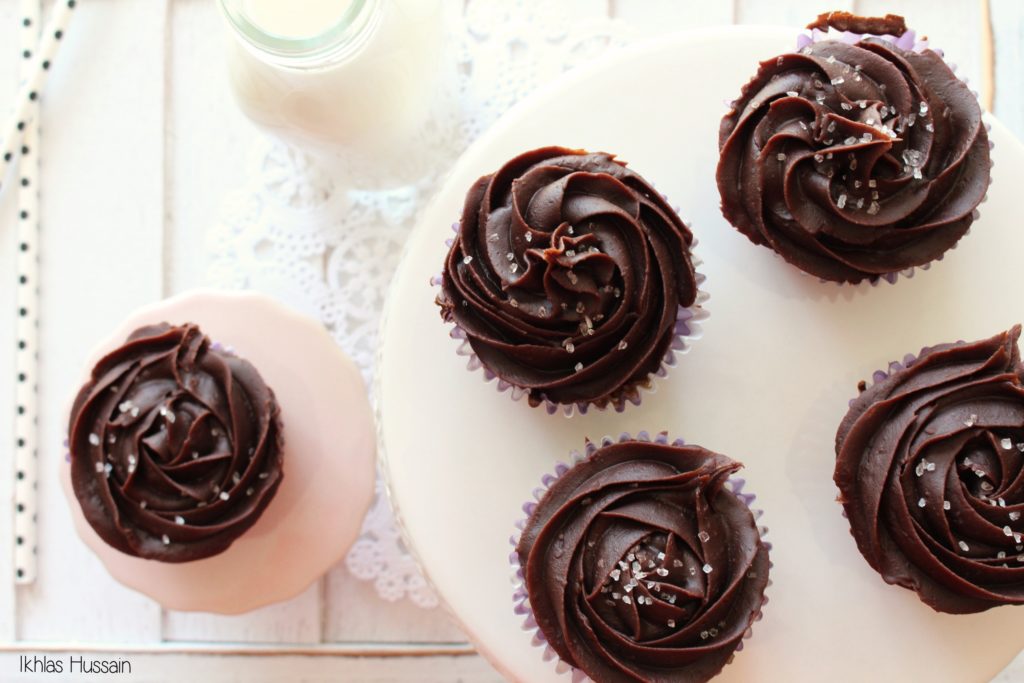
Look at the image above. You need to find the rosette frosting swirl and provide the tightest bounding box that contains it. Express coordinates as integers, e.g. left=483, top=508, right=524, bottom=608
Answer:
left=835, top=326, right=1024, bottom=613
left=68, top=323, right=284, bottom=563
left=516, top=439, right=770, bottom=682
left=717, top=16, right=991, bottom=283
left=437, top=147, right=698, bottom=410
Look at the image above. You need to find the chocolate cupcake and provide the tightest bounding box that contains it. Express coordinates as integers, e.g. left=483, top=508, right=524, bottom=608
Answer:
left=513, top=433, right=770, bottom=682
left=68, top=323, right=284, bottom=563
left=62, top=290, right=376, bottom=613
left=717, top=12, right=991, bottom=284
left=835, top=326, right=1024, bottom=613
left=436, top=147, right=705, bottom=414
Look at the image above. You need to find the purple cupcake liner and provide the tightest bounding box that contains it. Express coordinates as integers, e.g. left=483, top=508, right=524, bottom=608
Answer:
left=839, top=343, right=952, bottom=525
left=434, top=206, right=710, bottom=417
left=509, top=431, right=771, bottom=681
left=790, top=26, right=993, bottom=288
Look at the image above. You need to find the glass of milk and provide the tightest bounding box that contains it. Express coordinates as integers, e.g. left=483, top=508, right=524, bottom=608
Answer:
left=219, top=0, right=449, bottom=187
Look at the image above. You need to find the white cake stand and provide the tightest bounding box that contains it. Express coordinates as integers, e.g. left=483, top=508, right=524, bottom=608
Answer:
left=379, top=26, right=1024, bottom=682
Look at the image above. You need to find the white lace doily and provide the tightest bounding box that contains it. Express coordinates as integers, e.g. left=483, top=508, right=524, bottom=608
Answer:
left=205, top=0, right=634, bottom=607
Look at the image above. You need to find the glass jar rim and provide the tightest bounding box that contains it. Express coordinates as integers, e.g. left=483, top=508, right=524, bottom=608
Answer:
left=217, top=0, right=378, bottom=67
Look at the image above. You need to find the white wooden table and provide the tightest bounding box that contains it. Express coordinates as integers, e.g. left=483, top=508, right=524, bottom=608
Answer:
left=0, top=1, right=1020, bottom=680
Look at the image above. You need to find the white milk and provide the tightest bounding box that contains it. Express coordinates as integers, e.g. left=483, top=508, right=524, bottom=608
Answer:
left=221, top=0, right=446, bottom=186
left=240, top=0, right=354, bottom=39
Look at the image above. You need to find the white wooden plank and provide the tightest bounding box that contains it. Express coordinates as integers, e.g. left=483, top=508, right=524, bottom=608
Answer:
left=0, top=0, right=21, bottom=644
left=856, top=0, right=983, bottom=96
left=610, top=0, right=733, bottom=30
left=736, top=0, right=854, bottom=26
left=323, top=567, right=466, bottom=643
left=0, top=650, right=502, bottom=682
left=166, top=0, right=254, bottom=294
left=991, top=0, right=1024, bottom=138
left=16, top=0, right=167, bottom=642
left=163, top=0, right=329, bottom=643
left=162, top=583, right=322, bottom=644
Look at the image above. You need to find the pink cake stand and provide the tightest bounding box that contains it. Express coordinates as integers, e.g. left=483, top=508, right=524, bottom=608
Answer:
left=61, top=289, right=376, bottom=614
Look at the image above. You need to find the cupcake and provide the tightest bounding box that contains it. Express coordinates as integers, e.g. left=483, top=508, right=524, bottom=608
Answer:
left=436, top=146, right=704, bottom=414
left=835, top=325, right=1024, bottom=613
left=62, top=290, right=376, bottom=613
left=68, top=322, right=284, bottom=562
left=513, top=434, right=770, bottom=682
left=717, top=12, right=991, bottom=284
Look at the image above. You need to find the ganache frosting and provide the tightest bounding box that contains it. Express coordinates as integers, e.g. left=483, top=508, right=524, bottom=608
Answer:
left=835, top=326, right=1024, bottom=613
left=717, top=14, right=990, bottom=283
left=68, top=323, right=284, bottom=563
left=516, top=441, right=770, bottom=682
left=437, top=147, right=698, bottom=409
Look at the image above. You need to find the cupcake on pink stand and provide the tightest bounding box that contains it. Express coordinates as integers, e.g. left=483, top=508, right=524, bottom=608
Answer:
left=62, top=290, right=376, bottom=613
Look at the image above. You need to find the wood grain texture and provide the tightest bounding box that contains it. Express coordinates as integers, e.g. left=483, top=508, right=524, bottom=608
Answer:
left=991, top=0, right=1023, bottom=134
left=0, top=651, right=502, bottom=682
left=166, top=0, right=253, bottom=295
left=162, top=584, right=322, bottom=644
left=16, top=0, right=167, bottom=643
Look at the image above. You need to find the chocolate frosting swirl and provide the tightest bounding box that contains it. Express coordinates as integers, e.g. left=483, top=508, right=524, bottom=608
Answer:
left=835, top=326, right=1024, bottom=613
left=437, top=147, right=698, bottom=409
left=68, top=323, right=284, bottom=563
left=717, top=26, right=991, bottom=283
left=516, top=440, right=770, bottom=682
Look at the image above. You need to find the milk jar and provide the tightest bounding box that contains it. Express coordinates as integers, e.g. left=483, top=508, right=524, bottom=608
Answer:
left=219, top=0, right=447, bottom=186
